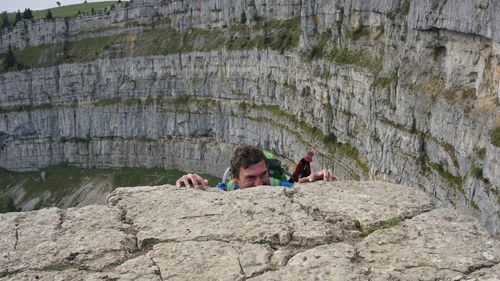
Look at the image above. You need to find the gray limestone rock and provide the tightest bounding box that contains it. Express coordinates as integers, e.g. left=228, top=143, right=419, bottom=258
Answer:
left=248, top=243, right=357, bottom=281
left=293, top=181, right=434, bottom=227
left=355, top=208, right=500, bottom=280
left=108, top=185, right=331, bottom=247
left=0, top=205, right=135, bottom=274
left=148, top=241, right=271, bottom=280
left=0, top=0, right=499, bottom=239
left=1, top=182, right=499, bottom=280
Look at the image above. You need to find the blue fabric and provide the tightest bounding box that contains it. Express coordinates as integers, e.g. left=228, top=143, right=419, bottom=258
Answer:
left=216, top=179, right=293, bottom=191
left=278, top=181, right=294, bottom=188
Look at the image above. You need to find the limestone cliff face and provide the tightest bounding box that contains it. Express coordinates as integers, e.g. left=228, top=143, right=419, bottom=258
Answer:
left=0, top=182, right=499, bottom=280
left=0, top=0, right=499, bottom=234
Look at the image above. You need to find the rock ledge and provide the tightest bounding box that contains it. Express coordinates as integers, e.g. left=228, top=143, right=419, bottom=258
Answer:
left=1, top=181, right=499, bottom=280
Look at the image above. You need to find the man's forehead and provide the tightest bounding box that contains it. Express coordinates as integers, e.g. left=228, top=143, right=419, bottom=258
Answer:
left=240, top=160, right=267, bottom=173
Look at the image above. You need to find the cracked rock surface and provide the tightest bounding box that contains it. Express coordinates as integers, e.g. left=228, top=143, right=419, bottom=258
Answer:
left=1, top=181, right=499, bottom=280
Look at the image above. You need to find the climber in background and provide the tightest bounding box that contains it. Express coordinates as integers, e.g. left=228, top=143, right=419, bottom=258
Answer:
left=289, top=148, right=331, bottom=183
left=175, top=144, right=336, bottom=190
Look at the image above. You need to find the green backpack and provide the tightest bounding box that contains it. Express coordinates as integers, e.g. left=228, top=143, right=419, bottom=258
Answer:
left=263, top=151, right=290, bottom=182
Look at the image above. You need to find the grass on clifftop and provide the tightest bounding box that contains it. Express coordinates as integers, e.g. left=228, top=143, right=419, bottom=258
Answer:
left=1, top=16, right=300, bottom=73
left=2, top=1, right=120, bottom=28
left=39, top=2, right=118, bottom=18
left=33, top=2, right=119, bottom=19
left=0, top=164, right=220, bottom=213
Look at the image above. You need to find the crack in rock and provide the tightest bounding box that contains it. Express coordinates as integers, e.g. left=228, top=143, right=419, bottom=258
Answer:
left=283, top=189, right=341, bottom=247
left=398, top=205, right=435, bottom=221
left=118, top=206, right=133, bottom=225
left=245, top=266, right=274, bottom=280
left=128, top=235, right=139, bottom=253
left=464, top=261, right=499, bottom=275
left=178, top=213, right=221, bottom=220
left=150, top=257, right=164, bottom=281
left=274, top=248, right=295, bottom=267
left=108, top=187, right=176, bottom=207
left=65, top=252, right=79, bottom=262
left=350, top=247, right=364, bottom=264
left=283, top=188, right=297, bottom=201
left=111, top=209, right=142, bottom=270
left=237, top=256, right=246, bottom=280
left=230, top=241, right=275, bottom=280
left=358, top=207, right=436, bottom=239
left=0, top=269, right=20, bottom=278
left=56, top=209, right=66, bottom=230
left=13, top=217, right=21, bottom=251
left=293, top=199, right=324, bottom=221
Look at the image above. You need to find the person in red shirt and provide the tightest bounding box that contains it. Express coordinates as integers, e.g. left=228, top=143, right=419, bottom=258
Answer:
left=289, top=148, right=336, bottom=183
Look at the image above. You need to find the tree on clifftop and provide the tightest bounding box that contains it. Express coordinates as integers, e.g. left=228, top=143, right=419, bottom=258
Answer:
left=22, top=8, right=34, bottom=19
left=46, top=9, right=53, bottom=20
left=1, top=11, right=10, bottom=29
left=14, top=10, right=22, bottom=26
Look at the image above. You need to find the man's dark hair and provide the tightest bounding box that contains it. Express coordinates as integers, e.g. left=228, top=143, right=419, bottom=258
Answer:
left=230, top=145, right=267, bottom=179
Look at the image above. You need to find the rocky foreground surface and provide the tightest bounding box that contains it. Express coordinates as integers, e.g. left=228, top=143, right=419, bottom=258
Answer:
left=0, top=181, right=499, bottom=280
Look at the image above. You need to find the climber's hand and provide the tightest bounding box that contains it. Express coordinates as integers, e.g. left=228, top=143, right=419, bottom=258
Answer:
left=321, top=169, right=337, bottom=181
left=176, top=173, right=209, bottom=190
left=298, top=169, right=337, bottom=183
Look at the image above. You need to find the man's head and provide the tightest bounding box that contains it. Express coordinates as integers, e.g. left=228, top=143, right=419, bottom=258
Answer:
left=304, top=148, right=314, bottom=162
left=230, top=145, right=269, bottom=188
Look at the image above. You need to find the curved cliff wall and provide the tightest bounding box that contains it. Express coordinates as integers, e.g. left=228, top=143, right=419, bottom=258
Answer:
left=0, top=0, right=499, bottom=234
left=0, top=52, right=368, bottom=178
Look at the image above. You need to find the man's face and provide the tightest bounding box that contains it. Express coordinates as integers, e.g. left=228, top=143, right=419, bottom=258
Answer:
left=236, top=160, right=270, bottom=189
left=304, top=151, right=314, bottom=162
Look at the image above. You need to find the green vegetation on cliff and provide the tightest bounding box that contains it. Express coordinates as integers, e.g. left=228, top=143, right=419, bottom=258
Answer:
left=0, top=103, right=53, bottom=113
left=491, top=124, right=500, bottom=147
left=0, top=197, right=19, bottom=213
left=240, top=101, right=369, bottom=175
left=306, top=29, right=383, bottom=74
left=345, top=27, right=370, bottom=40
left=1, top=13, right=388, bottom=90
left=1, top=16, right=300, bottom=73
left=418, top=154, right=465, bottom=201
left=360, top=217, right=401, bottom=237
left=227, top=17, right=301, bottom=53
